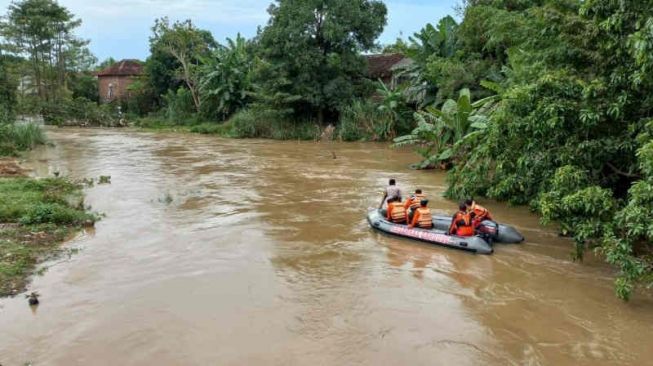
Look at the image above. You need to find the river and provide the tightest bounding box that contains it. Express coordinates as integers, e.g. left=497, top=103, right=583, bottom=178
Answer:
left=1, top=128, right=652, bottom=365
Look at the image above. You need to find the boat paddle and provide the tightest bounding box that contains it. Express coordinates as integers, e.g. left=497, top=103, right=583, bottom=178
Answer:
left=378, top=192, right=387, bottom=209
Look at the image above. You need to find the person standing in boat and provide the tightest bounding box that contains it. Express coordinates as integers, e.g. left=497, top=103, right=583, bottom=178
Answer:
left=449, top=203, right=476, bottom=236
left=381, top=178, right=402, bottom=208
left=408, top=199, right=433, bottom=229
left=404, top=189, right=427, bottom=221
left=465, top=198, right=493, bottom=227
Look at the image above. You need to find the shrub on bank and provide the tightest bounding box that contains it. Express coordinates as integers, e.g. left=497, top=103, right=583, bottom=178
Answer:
left=230, top=108, right=320, bottom=140
left=0, top=123, right=46, bottom=156
left=20, top=202, right=92, bottom=225
left=189, top=121, right=235, bottom=136
left=337, top=100, right=397, bottom=141
left=44, top=98, right=121, bottom=127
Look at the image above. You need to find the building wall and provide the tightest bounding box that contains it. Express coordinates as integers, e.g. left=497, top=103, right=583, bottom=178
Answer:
left=98, top=76, right=139, bottom=103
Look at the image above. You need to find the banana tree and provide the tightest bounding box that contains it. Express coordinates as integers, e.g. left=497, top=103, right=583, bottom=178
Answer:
left=393, top=87, right=498, bottom=169
left=397, top=16, right=459, bottom=108
left=199, top=34, right=253, bottom=120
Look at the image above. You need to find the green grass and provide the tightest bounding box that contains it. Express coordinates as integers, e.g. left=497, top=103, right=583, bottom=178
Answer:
left=189, top=121, right=235, bottom=136
left=0, top=123, right=47, bottom=156
left=0, top=177, right=96, bottom=297
left=0, top=223, right=73, bottom=296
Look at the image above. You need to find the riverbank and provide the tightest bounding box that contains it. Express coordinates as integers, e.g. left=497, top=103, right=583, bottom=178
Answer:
left=130, top=106, right=391, bottom=141
left=0, top=161, right=96, bottom=297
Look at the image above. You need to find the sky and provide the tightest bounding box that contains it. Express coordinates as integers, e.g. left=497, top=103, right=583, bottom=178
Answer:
left=0, top=0, right=460, bottom=61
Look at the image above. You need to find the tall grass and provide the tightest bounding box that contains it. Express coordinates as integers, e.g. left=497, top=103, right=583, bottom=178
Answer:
left=0, top=123, right=46, bottom=156
left=231, top=108, right=321, bottom=140
left=337, top=100, right=396, bottom=141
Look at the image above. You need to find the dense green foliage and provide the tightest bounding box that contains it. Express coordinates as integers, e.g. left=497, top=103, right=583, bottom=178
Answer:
left=390, top=0, right=653, bottom=299
left=0, top=0, right=108, bottom=126
left=394, top=87, right=498, bottom=169
left=253, top=0, right=387, bottom=124
left=200, top=35, right=254, bottom=120
left=338, top=100, right=395, bottom=141
left=132, top=0, right=394, bottom=136
left=0, top=0, right=95, bottom=101
left=149, top=18, right=217, bottom=113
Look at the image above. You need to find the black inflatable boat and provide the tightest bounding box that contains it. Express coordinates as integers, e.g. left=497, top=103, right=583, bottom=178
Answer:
left=367, top=209, right=493, bottom=254
left=431, top=215, right=524, bottom=243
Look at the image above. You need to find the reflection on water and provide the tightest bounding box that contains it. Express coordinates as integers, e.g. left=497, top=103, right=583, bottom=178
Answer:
left=0, top=128, right=651, bottom=365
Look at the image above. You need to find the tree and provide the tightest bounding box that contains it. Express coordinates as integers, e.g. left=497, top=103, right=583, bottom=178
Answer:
left=255, top=0, right=387, bottom=124
left=393, top=87, right=497, bottom=169
left=445, top=0, right=653, bottom=299
left=0, top=0, right=92, bottom=101
left=0, top=55, right=17, bottom=123
left=199, top=34, right=254, bottom=120
left=149, top=18, right=216, bottom=113
left=397, top=16, right=460, bottom=107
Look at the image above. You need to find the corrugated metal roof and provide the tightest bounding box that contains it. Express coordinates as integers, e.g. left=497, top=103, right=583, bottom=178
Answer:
left=365, top=53, right=406, bottom=78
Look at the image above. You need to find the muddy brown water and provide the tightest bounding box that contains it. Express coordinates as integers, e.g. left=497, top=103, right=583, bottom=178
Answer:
left=1, top=128, right=652, bottom=365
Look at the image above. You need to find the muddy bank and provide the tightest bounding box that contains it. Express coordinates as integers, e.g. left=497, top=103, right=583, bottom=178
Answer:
left=0, top=157, right=96, bottom=297
left=0, top=158, right=26, bottom=177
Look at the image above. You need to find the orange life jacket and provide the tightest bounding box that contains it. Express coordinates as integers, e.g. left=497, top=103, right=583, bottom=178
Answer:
left=450, top=211, right=474, bottom=236
left=415, top=207, right=433, bottom=228
left=389, top=202, right=407, bottom=223
left=471, top=203, right=492, bottom=221
left=407, top=194, right=427, bottom=210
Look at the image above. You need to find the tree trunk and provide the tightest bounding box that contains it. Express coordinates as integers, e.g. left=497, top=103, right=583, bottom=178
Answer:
left=188, top=81, right=201, bottom=114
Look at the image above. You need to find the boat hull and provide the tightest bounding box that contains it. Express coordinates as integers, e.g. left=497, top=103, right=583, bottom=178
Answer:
left=367, top=210, right=493, bottom=255
left=431, top=215, right=524, bottom=243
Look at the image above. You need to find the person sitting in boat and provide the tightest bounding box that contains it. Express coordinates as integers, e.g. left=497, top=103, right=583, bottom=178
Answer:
left=386, top=196, right=408, bottom=224
left=404, top=189, right=427, bottom=221
left=382, top=179, right=402, bottom=208
left=465, top=198, right=492, bottom=226
left=408, top=199, right=433, bottom=229
left=449, top=203, right=476, bottom=237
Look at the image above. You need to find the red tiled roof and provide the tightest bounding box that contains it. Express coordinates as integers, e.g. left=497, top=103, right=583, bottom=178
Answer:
left=96, top=59, right=143, bottom=77
left=365, top=53, right=406, bottom=78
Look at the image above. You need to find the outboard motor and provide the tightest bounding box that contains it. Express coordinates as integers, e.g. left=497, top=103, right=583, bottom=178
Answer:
left=476, top=220, right=499, bottom=244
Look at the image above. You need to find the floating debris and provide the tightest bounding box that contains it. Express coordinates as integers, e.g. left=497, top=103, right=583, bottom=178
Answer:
left=26, top=292, right=39, bottom=306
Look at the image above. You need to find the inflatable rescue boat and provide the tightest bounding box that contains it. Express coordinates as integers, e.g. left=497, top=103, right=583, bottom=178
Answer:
left=367, top=209, right=493, bottom=254
left=431, top=215, right=524, bottom=243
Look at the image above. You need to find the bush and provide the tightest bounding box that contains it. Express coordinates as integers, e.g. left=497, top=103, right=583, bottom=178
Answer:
left=0, top=123, right=46, bottom=156
left=338, top=100, right=399, bottom=141
left=19, top=203, right=93, bottom=225
left=39, top=98, right=120, bottom=127
left=163, top=87, right=196, bottom=123
left=189, top=121, right=234, bottom=136
left=230, top=108, right=320, bottom=140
